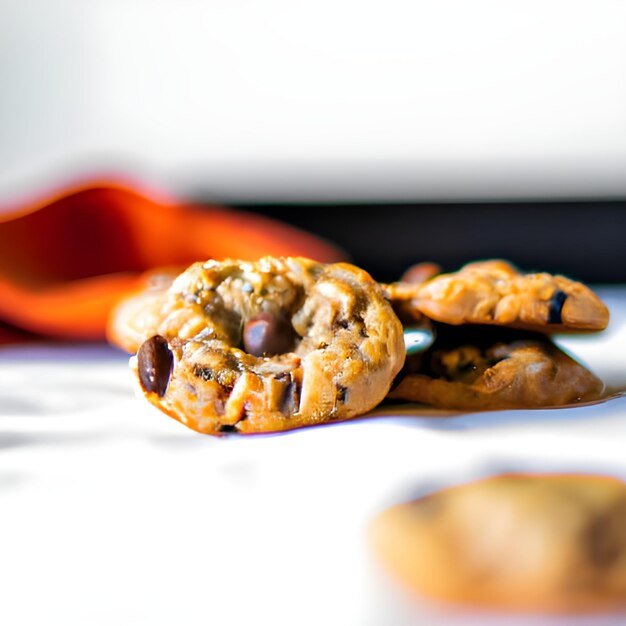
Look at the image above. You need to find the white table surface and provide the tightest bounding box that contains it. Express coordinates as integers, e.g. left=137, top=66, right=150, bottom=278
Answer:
left=1, top=288, right=625, bottom=626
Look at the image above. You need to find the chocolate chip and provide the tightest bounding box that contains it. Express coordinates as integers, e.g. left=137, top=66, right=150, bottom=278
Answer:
left=337, top=385, right=348, bottom=403
left=193, top=366, right=215, bottom=382
left=218, top=424, right=238, bottom=433
left=137, top=335, right=173, bottom=397
left=243, top=312, right=297, bottom=357
left=584, top=506, right=625, bottom=567
left=279, top=380, right=300, bottom=416
left=548, top=290, right=568, bottom=324
left=193, top=364, right=238, bottom=390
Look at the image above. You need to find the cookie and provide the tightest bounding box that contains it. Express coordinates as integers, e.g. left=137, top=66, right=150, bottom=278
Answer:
left=370, top=473, right=626, bottom=613
left=383, top=282, right=427, bottom=326
left=383, top=263, right=441, bottom=326
left=408, top=260, right=609, bottom=332
left=400, top=262, right=442, bottom=285
left=111, top=257, right=405, bottom=435
left=107, top=267, right=179, bottom=354
left=387, top=325, right=604, bottom=410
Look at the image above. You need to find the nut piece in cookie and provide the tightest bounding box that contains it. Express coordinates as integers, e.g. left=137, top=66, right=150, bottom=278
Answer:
left=370, top=473, right=626, bottom=613
left=412, top=260, right=609, bottom=332
left=388, top=325, right=604, bottom=410
left=120, top=257, right=405, bottom=435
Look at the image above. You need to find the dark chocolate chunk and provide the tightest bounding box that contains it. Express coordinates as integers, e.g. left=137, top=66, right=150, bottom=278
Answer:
left=193, top=365, right=237, bottom=390
left=218, top=424, right=238, bottom=433
left=193, top=366, right=215, bottom=382
left=243, top=312, right=297, bottom=357
left=279, top=380, right=300, bottom=416
left=548, top=290, right=568, bottom=324
left=336, top=385, right=348, bottom=403
left=584, top=506, right=625, bottom=567
left=137, top=335, right=173, bottom=397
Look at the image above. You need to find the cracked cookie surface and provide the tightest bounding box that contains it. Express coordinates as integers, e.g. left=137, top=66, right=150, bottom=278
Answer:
left=370, top=473, right=626, bottom=612
left=388, top=325, right=603, bottom=410
left=111, top=257, right=405, bottom=434
left=404, top=260, right=609, bottom=332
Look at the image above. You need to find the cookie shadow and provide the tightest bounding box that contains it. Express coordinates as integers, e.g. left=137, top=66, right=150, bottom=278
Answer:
left=0, top=430, right=106, bottom=450
left=363, top=393, right=626, bottom=432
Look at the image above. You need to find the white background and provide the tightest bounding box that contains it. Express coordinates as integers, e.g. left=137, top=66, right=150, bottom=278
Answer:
left=1, top=1, right=626, bottom=203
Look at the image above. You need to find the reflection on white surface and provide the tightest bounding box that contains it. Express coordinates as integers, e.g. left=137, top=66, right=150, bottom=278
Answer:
left=0, top=289, right=625, bottom=625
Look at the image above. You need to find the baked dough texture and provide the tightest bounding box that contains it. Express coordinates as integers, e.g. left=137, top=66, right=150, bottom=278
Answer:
left=387, top=325, right=604, bottom=410
left=392, top=260, right=609, bottom=333
left=107, top=267, right=179, bottom=354
left=110, top=257, right=405, bottom=435
left=370, top=473, right=626, bottom=613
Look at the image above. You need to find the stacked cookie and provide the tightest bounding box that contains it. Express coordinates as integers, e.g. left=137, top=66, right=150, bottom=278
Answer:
left=385, top=260, right=609, bottom=410
left=374, top=262, right=624, bottom=614
left=108, top=256, right=624, bottom=614
left=108, top=257, right=609, bottom=433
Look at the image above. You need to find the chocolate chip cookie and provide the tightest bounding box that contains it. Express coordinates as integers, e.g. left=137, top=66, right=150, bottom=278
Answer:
left=382, top=263, right=441, bottom=325
left=111, top=257, right=405, bottom=435
left=397, top=260, right=609, bottom=332
left=387, top=325, right=604, bottom=410
left=370, top=473, right=626, bottom=612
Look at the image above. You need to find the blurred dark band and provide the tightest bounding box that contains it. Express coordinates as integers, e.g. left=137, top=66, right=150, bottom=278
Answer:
left=233, top=201, right=626, bottom=283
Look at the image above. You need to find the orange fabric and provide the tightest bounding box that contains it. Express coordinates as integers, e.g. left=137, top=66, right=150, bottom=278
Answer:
left=0, top=181, right=344, bottom=343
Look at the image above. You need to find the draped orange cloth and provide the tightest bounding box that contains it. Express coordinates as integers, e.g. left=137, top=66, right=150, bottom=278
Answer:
left=0, top=181, right=344, bottom=344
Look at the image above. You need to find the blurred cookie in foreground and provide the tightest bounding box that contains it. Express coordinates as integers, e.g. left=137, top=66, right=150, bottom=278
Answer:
left=370, top=473, right=626, bottom=613
left=402, top=260, right=609, bottom=333
left=108, top=257, right=405, bottom=435
left=388, top=325, right=604, bottom=410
